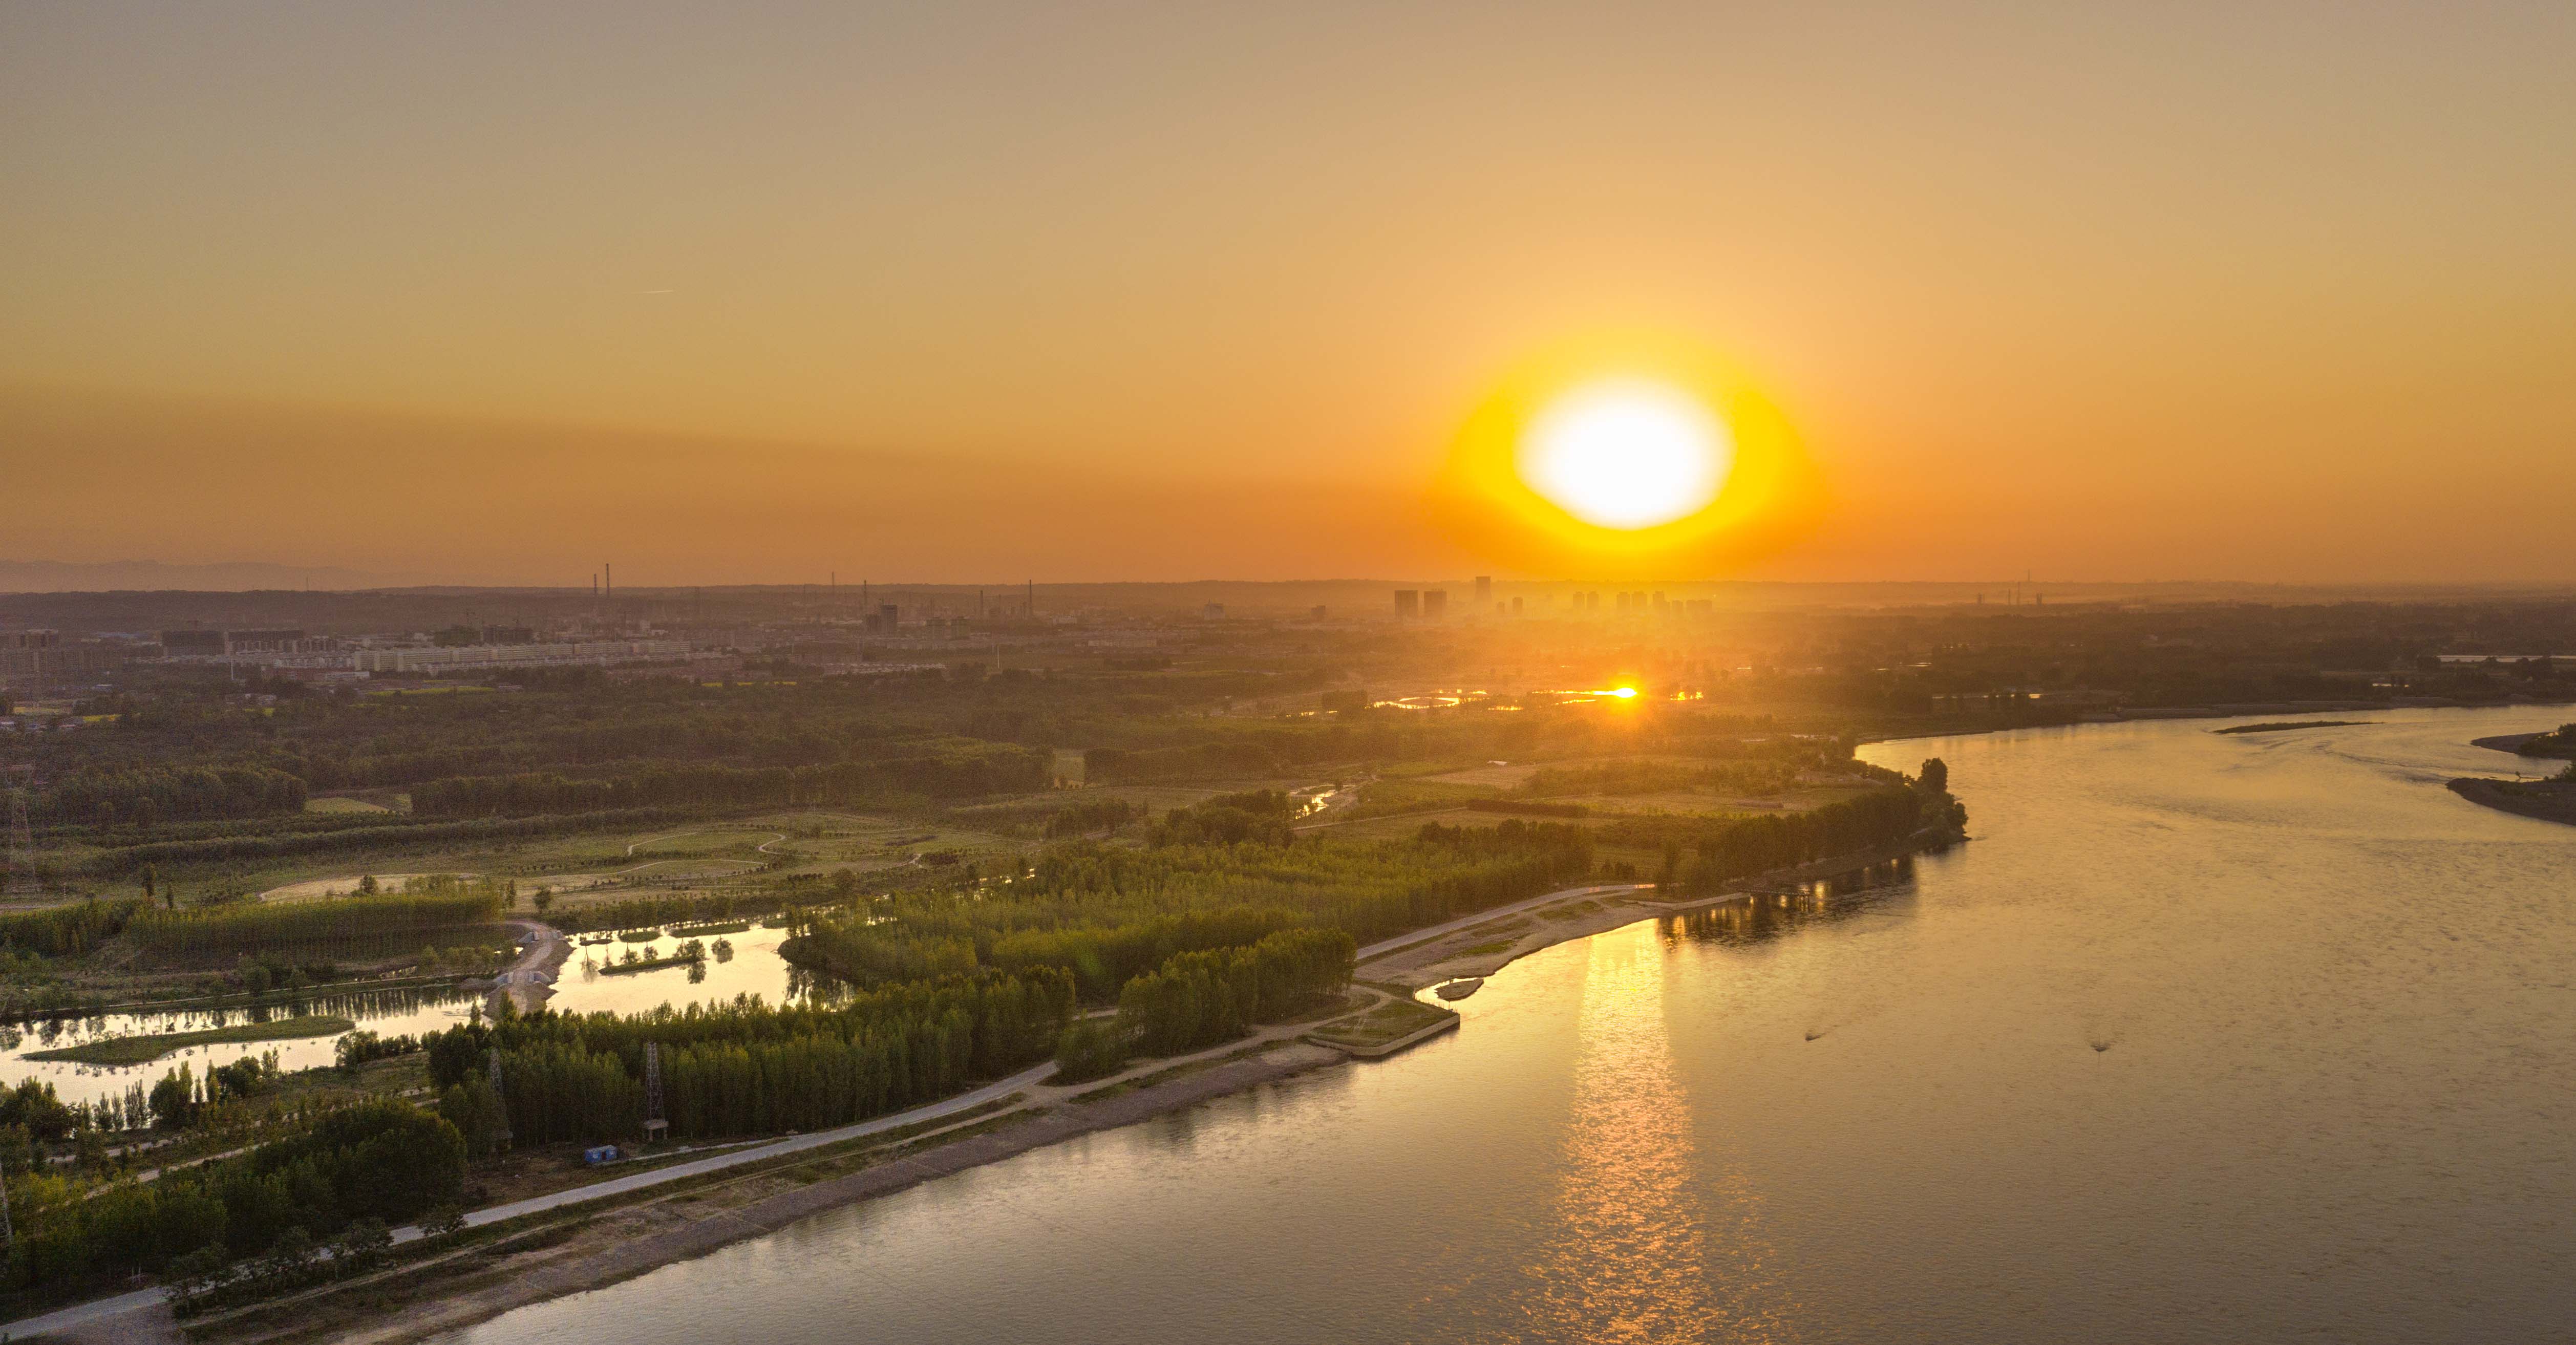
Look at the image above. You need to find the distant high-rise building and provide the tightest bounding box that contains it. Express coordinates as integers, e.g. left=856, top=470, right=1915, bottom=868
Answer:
left=1394, top=590, right=1420, bottom=618
left=1423, top=590, right=1447, bottom=618
left=1510, top=596, right=1523, bottom=615
left=1310, top=605, right=1328, bottom=620
left=1474, top=575, right=1492, bottom=607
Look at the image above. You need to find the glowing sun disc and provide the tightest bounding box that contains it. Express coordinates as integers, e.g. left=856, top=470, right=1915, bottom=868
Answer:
left=1515, top=378, right=1733, bottom=529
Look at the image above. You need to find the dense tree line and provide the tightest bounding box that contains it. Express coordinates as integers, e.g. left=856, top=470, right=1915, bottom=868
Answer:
left=124, top=878, right=504, bottom=958
left=543, top=890, right=769, bottom=935
left=1, top=1099, right=463, bottom=1298
left=408, top=744, right=1047, bottom=819
left=1595, top=784, right=1943, bottom=895
left=82, top=804, right=694, bottom=877
left=1149, top=790, right=1298, bottom=847
left=785, top=826, right=1592, bottom=1000
left=1084, top=742, right=1284, bottom=783
left=0, top=1079, right=76, bottom=1144
left=1042, top=797, right=1143, bottom=838
left=986, top=907, right=1305, bottom=999
left=29, top=765, right=306, bottom=827
left=1517, top=758, right=1800, bottom=798
left=1114, top=928, right=1355, bottom=1056
left=0, top=899, right=140, bottom=957
left=1465, top=799, right=1589, bottom=817
left=424, top=970, right=1074, bottom=1146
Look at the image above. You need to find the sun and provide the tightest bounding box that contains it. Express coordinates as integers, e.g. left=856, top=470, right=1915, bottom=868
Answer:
left=1427, top=333, right=1820, bottom=574
left=1514, top=378, right=1733, bottom=530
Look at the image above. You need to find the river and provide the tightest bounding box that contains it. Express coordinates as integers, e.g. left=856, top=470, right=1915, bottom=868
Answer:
left=435, top=708, right=2576, bottom=1343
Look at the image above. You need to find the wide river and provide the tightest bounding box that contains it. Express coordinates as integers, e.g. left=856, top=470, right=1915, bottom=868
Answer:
left=439, top=709, right=2576, bottom=1344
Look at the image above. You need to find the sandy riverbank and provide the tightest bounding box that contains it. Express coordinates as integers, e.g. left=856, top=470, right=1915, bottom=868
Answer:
left=287, top=1044, right=1347, bottom=1345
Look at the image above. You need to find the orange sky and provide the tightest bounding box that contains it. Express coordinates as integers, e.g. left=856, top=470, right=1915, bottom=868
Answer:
left=4, top=3, right=2572, bottom=585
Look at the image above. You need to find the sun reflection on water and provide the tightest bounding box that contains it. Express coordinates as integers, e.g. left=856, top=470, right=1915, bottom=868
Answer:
left=1522, top=925, right=1800, bottom=1342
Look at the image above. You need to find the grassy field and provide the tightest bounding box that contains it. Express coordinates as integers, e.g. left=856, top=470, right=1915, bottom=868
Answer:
left=303, top=797, right=393, bottom=814
left=1304, top=997, right=1456, bottom=1051
left=25, top=1014, right=356, bottom=1065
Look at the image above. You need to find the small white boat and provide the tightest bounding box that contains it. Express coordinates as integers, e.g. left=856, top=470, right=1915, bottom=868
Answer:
left=1434, top=978, right=1483, bottom=1001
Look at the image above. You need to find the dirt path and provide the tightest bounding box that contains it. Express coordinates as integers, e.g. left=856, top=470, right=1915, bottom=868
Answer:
left=491, top=920, right=569, bottom=1015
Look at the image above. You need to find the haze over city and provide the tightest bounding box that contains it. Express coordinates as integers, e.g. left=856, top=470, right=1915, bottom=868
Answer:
left=8, top=2, right=2574, bottom=585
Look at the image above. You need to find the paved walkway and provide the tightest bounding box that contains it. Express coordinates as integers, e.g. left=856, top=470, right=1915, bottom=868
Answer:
left=0, top=1061, right=1056, bottom=1341
left=399, top=1060, right=1056, bottom=1239
left=1356, top=882, right=1648, bottom=964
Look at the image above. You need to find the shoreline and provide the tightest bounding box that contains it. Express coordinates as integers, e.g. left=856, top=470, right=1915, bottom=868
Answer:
left=2446, top=777, right=2576, bottom=827
left=88, top=840, right=1960, bottom=1344
left=1861, top=696, right=2576, bottom=746
left=1359, top=835, right=1949, bottom=991
left=321, top=1045, right=1348, bottom=1345
left=2471, top=731, right=2571, bottom=760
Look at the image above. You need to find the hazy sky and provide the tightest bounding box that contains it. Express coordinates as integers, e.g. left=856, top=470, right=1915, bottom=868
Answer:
left=6, top=2, right=2572, bottom=585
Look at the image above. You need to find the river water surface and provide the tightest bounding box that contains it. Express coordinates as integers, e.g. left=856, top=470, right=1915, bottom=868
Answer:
left=437, top=709, right=2576, bottom=1344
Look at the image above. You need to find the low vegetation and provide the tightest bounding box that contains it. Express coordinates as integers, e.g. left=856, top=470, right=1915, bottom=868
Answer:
left=123, top=876, right=505, bottom=962
left=24, top=1014, right=355, bottom=1065
left=423, top=970, right=1076, bottom=1148
left=2516, top=722, right=2576, bottom=757
left=4, top=1098, right=463, bottom=1303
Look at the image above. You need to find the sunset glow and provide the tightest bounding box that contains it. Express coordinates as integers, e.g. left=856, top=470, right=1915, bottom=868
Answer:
left=1516, top=380, right=1732, bottom=530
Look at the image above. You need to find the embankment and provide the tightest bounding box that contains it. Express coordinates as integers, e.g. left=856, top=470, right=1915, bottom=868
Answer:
left=328, top=1043, right=1344, bottom=1345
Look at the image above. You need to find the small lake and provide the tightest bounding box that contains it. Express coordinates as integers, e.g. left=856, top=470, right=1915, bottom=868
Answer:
left=1, top=923, right=821, bottom=1109
left=548, top=923, right=822, bottom=1017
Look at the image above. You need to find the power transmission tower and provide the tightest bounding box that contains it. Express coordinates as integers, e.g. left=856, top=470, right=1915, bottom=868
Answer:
left=4, top=790, right=34, bottom=895
left=487, top=1049, right=513, bottom=1152
left=643, top=1041, right=669, bottom=1143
